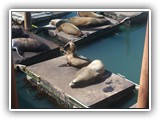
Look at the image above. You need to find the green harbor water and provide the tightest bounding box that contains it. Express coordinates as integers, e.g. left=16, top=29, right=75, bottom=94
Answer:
left=15, top=12, right=146, bottom=109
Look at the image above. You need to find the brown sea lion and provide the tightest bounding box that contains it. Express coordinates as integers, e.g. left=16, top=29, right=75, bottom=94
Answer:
left=62, top=41, right=91, bottom=68
left=69, top=59, right=105, bottom=88
left=12, top=38, right=50, bottom=58
left=50, top=19, right=84, bottom=37
left=69, top=16, right=112, bottom=27
left=77, top=12, right=104, bottom=18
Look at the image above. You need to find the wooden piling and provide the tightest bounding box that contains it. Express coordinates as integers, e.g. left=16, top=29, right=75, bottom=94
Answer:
left=24, top=12, right=32, bottom=30
left=137, top=21, right=149, bottom=108
left=11, top=57, right=19, bottom=109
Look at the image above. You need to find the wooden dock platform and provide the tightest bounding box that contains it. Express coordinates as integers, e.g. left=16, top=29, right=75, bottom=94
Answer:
left=17, top=56, right=135, bottom=108
left=12, top=28, right=61, bottom=66
left=12, top=12, right=71, bottom=25
left=101, top=12, right=148, bottom=25
left=47, top=17, right=123, bottom=45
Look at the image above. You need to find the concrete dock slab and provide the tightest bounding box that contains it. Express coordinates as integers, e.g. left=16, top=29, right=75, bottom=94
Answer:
left=20, top=56, right=135, bottom=108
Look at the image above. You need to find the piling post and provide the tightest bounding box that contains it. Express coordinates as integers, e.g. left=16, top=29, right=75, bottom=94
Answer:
left=11, top=57, right=19, bottom=109
left=24, top=12, right=32, bottom=30
left=137, top=21, right=149, bottom=108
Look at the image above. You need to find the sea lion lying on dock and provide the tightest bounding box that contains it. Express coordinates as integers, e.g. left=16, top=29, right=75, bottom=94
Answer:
left=61, top=41, right=91, bottom=68
left=69, top=59, right=105, bottom=88
left=49, top=19, right=84, bottom=37
left=12, top=38, right=50, bottom=58
left=77, top=12, right=104, bottom=18
left=12, top=25, right=29, bottom=38
left=87, top=60, right=105, bottom=75
left=69, top=16, right=112, bottom=27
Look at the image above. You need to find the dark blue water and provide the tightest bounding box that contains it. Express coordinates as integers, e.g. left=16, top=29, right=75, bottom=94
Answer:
left=16, top=71, right=59, bottom=109
left=77, top=25, right=146, bottom=84
left=15, top=12, right=146, bottom=109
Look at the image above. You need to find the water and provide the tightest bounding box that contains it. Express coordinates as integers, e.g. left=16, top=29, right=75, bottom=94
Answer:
left=16, top=71, right=59, bottom=109
left=77, top=25, right=146, bottom=84
left=14, top=12, right=146, bottom=109
left=76, top=24, right=146, bottom=108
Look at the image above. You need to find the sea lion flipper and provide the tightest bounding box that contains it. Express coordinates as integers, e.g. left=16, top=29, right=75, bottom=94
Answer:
left=14, top=47, right=24, bottom=59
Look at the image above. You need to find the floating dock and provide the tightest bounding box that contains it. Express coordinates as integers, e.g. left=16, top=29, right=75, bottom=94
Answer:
left=47, top=17, right=123, bottom=45
left=12, top=28, right=61, bottom=66
left=101, top=12, right=148, bottom=25
left=17, top=56, right=135, bottom=108
left=12, top=12, right=71, bottom=25
left=47, top=12, right=148, bottom=45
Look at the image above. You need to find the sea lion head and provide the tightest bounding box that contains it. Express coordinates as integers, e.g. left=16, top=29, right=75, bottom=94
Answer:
left=64, top=41, right=76, bottom=54
left=50, top=19, right=61, bottom=26
left=69, top=77, right=87, bottom=88
left=69, top=79, right=79, bottom=88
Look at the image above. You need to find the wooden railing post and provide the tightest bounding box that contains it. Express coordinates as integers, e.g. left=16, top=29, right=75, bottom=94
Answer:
left=11, top=57, right=19, bottom=109
left=137, top=21, right=149, bottom=108
left=24, top=12, right=32, bottom=30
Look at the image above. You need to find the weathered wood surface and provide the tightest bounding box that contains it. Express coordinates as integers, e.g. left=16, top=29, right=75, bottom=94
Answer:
left=25, top=56, right=135, bottom=108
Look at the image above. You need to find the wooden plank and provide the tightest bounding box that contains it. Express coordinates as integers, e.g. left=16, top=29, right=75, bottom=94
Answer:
left=22, top=56, right=135, bottom=108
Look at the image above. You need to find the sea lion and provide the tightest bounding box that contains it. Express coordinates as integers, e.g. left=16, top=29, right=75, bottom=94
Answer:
left=87, top=59, right=105, bottom=75
left=12, top=25, right=29, bottom=38
left=69, top=67, right=101, bottom=88
left=77, top=12, right=104, bottom=18
left=69, top=16, right=112, bottom=27
left=12, top=38, right=50, bottom=58
left=69, top=59, right=105, bottom=88
left=62, top=41, right=91, bottom=68
left=49, top=19, right=84, bottom=37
